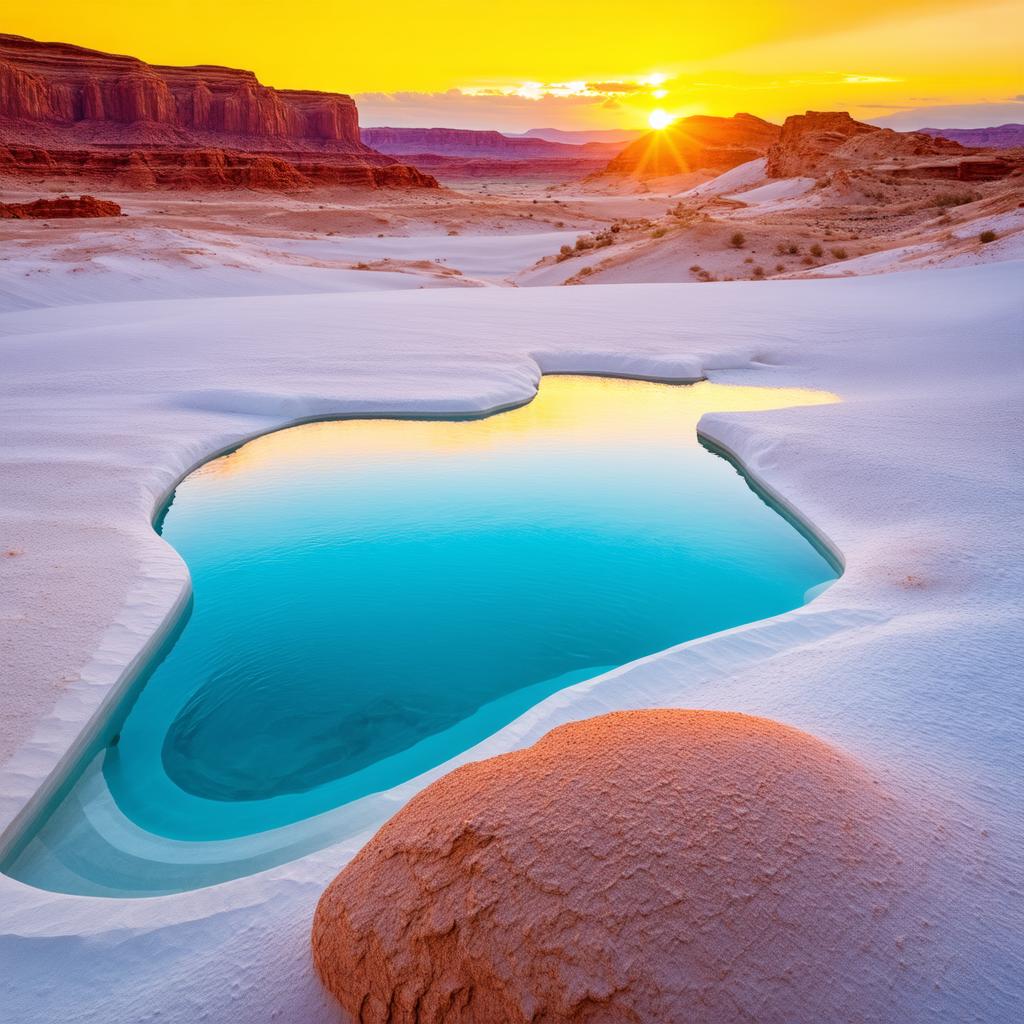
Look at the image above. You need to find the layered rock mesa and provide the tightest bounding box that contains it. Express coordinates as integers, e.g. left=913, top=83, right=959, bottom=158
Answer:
left=603, top=113, right=780, bottom=177
left=0, top=33, right=437, bottom=189
left=766, top=110, right=1021, bottom=182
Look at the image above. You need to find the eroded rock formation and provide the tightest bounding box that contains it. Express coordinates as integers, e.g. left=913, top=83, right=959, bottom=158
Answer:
left=313, top=709, right=917, bottom=1024
left=0, top=194, right=121, bottom=218
left=603, top=113, right=780, bottom=177
left=765, top=111, right=1021, bottom=182
left=0, top=33, right=437, bottom=189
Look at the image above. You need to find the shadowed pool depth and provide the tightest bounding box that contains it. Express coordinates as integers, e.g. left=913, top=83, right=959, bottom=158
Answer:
left=5, top=376, right=840, bottom=894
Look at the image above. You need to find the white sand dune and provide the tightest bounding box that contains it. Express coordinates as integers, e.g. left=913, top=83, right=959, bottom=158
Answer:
left=0, top=257, right=1022, bottom=1021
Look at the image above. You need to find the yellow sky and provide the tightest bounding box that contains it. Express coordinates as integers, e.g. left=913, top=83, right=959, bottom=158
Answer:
left=6, top=0, right=1023, bottom=130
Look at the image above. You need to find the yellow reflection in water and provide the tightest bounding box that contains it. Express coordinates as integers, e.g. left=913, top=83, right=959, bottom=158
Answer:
left=193, top=376, right=838, bottom=481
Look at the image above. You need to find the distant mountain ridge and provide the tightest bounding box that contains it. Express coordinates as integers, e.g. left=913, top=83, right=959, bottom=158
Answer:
left=917, top=124, right=1024, bottom=148
left=360, top=127, right=623, bottom=160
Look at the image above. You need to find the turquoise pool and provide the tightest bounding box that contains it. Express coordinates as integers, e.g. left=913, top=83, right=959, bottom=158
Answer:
left=4, top=375, right=839, bottom=894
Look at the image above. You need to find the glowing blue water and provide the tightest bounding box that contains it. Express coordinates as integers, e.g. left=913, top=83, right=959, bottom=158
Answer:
left=5, top=376, right=839, bottom=886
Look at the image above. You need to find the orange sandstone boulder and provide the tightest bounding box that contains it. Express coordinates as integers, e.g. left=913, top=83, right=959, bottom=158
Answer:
left=313, top=709, right=912, bottom=1024
left=0, top=194, right=121, bottom=218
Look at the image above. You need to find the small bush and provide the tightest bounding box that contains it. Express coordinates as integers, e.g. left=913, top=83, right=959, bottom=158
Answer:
left=575, top=236, right=595, bottom=251
left=935, top=192, right=976, bottom=209
left=729, top=231, right=746, bottom=249
left=775, top=262, right=785, bottom=272
left=610, top=223, right=621, bottom=233
left=651, top=227, right=667, bottom=239
left=447, top=229, right=459, bottom=236
left=579, top=266, right=593, bottom=276
left=752, top=265, right=765, bottom=278
left=979, top=230, right=998, bottom=243
left=809, top=243, right=824, bottom=258
left=689, top=264, right=702, bottom=273
left=801, top=255, right=814, bottom=265
left=830, top=247, right=848, bottom=260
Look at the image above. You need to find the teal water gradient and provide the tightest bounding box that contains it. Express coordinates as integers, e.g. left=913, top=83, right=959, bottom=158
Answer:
left=12, top=377, right=841, bottom=864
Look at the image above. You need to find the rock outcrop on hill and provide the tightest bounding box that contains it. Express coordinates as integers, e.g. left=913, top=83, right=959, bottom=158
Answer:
left=313, top=709, right=915, bottom=1024
left=0, top=194, right=121, bottom=218
left=766, top=111, right=1021, bottom=182
left=603, top=113, right=779, bottom=177
left=0, top=33, right=437, bottom=189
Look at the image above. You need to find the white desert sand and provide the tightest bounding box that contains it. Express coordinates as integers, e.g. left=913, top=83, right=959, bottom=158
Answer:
left=0, top=174, right=1022, bottom=1022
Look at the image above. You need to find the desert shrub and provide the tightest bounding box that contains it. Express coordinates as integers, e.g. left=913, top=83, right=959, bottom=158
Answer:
left=689, top=265, right=702, bottom=273
left=830, top=247, right=848, bottom=260
left=651, top=227, right=667, bottom=238
left=575, top=236, right=595, bottom=251
left=554, top=221, right=565, bottom=228
left=775, top=263, right=785, bottom=272
left=979, top=230, right=998, bottom=243
left=935, top=192, right=976, bottom=209
left=743, top=256, right=753, bottom=263
left=752, top=265, right=765, bottom=278
left=559, top=244, right=573, bottom=256
left=809, top=243, right=824, bottom=257
left=579, top=266, right=594, bottom=276
left=801, top=255, right=814, bottom=265
left=447, top=229, right=459, bottom=236
left=610, top=223, right=621, bottom=233
left=354, top=262, right=370, bottom=270
left=729, top=231, right=746, bottom=248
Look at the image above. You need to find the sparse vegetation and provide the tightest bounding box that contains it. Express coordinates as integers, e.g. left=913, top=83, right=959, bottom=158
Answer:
left=979, top=230, right=998, bottom=243
left=651, top=227, right=667, bottom=239
left=775, top=263, right=785, bottom=272
left=935, top=192, right=977, bottom=209
left=752, top=265, right=765, bottom=279
left=809, top=243, right=824, bottom=258
left=729, top=231, right=746, bottom=249
left=830, top=247, right=849, bottom=260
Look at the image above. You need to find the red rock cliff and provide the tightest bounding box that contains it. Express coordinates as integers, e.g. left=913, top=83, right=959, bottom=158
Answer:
left=0, top=33, right=363, bottom=148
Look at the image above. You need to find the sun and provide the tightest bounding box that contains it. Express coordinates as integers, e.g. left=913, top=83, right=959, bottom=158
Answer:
left=648, top=109, right=674, bottom=130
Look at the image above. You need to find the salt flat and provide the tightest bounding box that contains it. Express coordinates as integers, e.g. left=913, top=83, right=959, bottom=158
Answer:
left=0, top=257, right=1022, bottom=1021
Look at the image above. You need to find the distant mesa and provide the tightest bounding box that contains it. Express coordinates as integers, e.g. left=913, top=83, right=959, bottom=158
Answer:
left=917, top=123, right=1024, bottom=149
left=0, top=33, right=437, bottom=190
left=0, top=194, right=121, bottom=218
left=359, top=126, right=629, bottom=181
left=603, top=113, right=780, bottom=178
left=313, top=709, right=917, bottom=1024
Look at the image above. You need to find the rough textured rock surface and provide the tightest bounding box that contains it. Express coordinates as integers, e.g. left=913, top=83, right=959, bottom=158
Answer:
left=0, top=194, right=120, bottom=218
left=0, top=33, right=437, bottom=189
left=313, top=709, right=916, bottom=1024
left=603, top=113, right=779, bottom=177
left=762, top=110, right=1021, bottom=181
